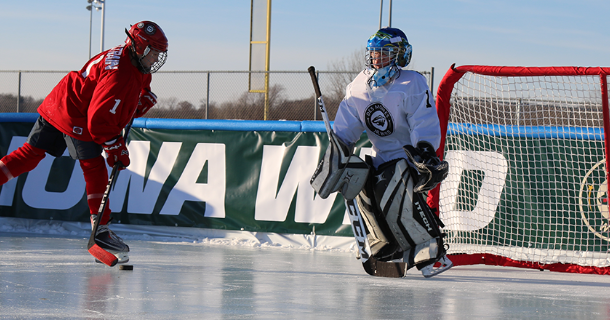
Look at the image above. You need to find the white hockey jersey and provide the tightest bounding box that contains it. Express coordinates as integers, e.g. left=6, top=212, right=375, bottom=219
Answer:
left=333, top=69, right=441, bottom=168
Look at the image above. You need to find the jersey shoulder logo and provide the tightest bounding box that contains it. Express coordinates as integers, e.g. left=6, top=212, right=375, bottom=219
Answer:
left=364, top=103, right=394, bottom=137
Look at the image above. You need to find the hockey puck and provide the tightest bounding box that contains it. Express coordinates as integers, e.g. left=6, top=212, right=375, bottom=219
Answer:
left=119, top=265, right=133, bottom=270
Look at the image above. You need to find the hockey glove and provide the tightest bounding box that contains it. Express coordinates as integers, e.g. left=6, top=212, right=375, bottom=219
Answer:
left=403, top=141, right=449, bottom=193
left=135, top=89, right=157, bottom=118
left=310, top=131, right=369, bottom=200
left=103, top=136, right=130, bottom=169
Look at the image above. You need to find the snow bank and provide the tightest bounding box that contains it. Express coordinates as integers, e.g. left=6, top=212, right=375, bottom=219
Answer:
left=0, top=217, right=357, bottom=253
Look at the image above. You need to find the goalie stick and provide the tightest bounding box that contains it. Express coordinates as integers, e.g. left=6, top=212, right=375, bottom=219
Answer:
left=87, top=118, right=134, bottom=267
left=308, top=66, right=408, bottom=278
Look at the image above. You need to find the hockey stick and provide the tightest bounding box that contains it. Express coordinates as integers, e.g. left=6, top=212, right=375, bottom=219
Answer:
left=87, top=118, right=134, bottom=267
left=308, top=66, right=407, bottom=278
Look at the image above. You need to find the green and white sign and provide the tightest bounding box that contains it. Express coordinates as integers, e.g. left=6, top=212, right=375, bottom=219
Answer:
left=0, top=119, right=372, bottom=237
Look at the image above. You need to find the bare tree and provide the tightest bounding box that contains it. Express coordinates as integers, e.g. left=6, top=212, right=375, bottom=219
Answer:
left=0, top=93, right=44, bottom=113
left=157, top=97, right=179, bottom=110
left=209, top=84, right=288, bottom=120
left=326, top=47, right=365, bottom=101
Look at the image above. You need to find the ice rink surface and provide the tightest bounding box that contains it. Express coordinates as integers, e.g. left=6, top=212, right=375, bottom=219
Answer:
left=2, top=232, right=610, bottom=320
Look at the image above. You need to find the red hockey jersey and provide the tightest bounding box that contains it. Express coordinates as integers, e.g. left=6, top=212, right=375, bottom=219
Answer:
left=38, top=45, right=152, bottom=145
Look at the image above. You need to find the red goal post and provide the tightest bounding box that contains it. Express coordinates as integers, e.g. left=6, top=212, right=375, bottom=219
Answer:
left=432, top=64, right=610, bottom=274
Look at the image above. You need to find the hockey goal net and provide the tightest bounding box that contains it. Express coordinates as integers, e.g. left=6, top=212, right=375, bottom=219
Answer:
left=432, top=65, right=610, bottom=274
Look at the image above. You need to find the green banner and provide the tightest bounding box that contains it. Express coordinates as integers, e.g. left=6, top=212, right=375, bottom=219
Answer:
left=0, top=121, right=372, bottom=237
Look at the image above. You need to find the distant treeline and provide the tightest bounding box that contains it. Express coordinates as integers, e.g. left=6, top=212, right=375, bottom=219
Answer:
left=0, top=84, right=343, bottom=121
left=0, top=94, right=43, bottom=113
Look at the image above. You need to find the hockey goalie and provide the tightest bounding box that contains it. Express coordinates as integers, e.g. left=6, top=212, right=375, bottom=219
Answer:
left=310, top=27, right=452, bottom=278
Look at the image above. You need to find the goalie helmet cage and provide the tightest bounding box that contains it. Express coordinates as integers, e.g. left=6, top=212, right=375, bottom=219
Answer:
left=431, top=64, right=610, bottom=275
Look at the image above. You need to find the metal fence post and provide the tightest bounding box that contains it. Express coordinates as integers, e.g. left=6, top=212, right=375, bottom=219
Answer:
left=206, top=72, right=210, bottom=119
left=17, top=71, right=22, bottom=113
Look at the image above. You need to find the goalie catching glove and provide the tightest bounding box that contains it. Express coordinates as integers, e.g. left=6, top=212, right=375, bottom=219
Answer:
left=310, top=131, right=369, bottom=200
left=403, top=141, right=448, bottom=193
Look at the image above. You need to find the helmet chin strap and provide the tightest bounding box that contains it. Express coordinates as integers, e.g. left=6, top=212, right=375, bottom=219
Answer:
left=136, top=53, right=151, bottom=74
left=127, top=46, right=151, bottom=74
left=125, top=28, right=151, bottom=74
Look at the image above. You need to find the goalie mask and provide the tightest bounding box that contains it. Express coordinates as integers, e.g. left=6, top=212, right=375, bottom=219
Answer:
left=365, top=28, right=412, bottom=89
left=125, top=21, right=168, bottom=74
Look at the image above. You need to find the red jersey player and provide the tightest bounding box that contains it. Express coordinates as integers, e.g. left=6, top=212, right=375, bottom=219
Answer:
left=0, top=21, right=168, bottom=265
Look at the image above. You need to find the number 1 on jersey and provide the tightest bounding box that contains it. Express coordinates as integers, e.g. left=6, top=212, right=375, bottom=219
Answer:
left=110, top=99, right=121, bottom=114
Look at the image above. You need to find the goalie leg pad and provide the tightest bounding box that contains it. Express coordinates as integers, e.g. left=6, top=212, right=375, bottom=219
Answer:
left=311, top=131, right=369, bottom=200
left=356, top=168, right=392, bottom=258
left=402, top=236, right=453, bottom=278
left=414, top=238, right=439, bottom=267
left=373, top=159, right=440, bottom=253
left=402, top=237, right=445, bottom=269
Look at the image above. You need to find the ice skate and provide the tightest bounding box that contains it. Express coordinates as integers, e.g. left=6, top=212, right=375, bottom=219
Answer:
left=91, top=216, right=130, bottom=264
left=420, top=255, right=453, bottom=278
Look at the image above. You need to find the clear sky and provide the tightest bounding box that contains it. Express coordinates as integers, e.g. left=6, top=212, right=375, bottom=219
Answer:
left=2, top=0, right=610, bottom=76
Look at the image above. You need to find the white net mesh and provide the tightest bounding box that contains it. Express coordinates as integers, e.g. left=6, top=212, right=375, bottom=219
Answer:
left=439, top=71, right=610, bottom=268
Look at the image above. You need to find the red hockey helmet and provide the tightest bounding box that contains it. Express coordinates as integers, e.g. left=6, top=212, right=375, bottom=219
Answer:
left=125, top=21, right=168, bottom=73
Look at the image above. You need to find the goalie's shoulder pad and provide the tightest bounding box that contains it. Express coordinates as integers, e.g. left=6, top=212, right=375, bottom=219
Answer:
left=310, top=131, right=369, bottom=200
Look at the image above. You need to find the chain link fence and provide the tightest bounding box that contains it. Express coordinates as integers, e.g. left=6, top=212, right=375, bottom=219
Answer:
left=0, top=69, right=434, bottom=121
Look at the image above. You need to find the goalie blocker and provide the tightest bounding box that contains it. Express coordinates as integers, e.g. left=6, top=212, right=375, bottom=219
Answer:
left=310, top=130, right=369, bottom=201
left=312, top=137, right=452, bottom=277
